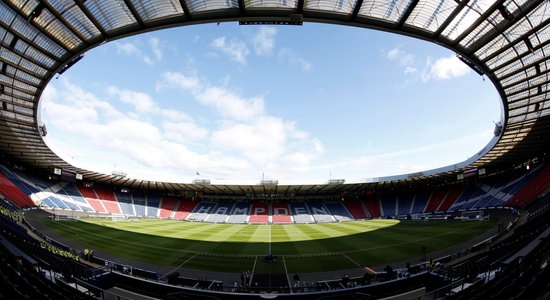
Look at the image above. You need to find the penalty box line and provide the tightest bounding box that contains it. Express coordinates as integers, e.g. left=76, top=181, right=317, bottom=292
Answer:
left=340, top=252, right=362, bottom=268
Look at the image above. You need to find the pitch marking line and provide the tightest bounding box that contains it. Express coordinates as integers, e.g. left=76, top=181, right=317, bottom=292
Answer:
left=341, top=252, right=362, bottom=268
left=282, top=256, right=292, bottom=293
left=250, top=256, right=257, bottom=286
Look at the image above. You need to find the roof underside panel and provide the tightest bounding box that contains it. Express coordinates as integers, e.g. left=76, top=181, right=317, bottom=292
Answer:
left=0, top=0, right=549, bottom=192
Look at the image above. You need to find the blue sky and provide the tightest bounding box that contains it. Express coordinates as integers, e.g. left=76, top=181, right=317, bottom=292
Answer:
left=40, top=22, right=501, bottom=184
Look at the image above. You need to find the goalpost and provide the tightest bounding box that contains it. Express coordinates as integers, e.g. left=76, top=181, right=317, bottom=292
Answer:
left=111, top=214, right=128, bottom=222
left=461, top=210, right=486, bottom=221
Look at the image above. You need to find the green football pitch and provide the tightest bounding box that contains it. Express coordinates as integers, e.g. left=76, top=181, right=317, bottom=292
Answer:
left=45, top=218, right=495, bottom=273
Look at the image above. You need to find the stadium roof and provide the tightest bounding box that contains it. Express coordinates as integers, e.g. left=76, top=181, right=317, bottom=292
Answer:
left=0, top=0, right=549, bottom=195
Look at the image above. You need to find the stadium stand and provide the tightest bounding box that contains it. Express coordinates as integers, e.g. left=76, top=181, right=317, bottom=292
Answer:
left=291, top=203, right=314, bottom=223
left=343, top=198, right=369, bottom=219
left=271, top=202, right=292, bottom=223
left=249, top=203, right=269, bottom=224
left=93, top=187, right=122, bottom=214
left=187, top=202, right=216, bottom=222
left=77, top=185, right=108, bottom=214
left=226, top=202, right=250, bottom=223
left=132, top=193, right=147, bottom=217
left=159, top=197, right=178, bottom=219
left=410, top=192, right=429, bottom=215
left=114, top=191, right=136, bottom=216
left=0, top=170, right=35, bottom=208
left=425, top=189, right=447, bottom=213
left=397, top=194, right=414, bottom=216
left=380, top=194, right=396, bottom=217
left=308, top=202, right=337, bottom=223
left=324, top=202, right=354, bottom=221
left=364, top=195, right=382, bottom=218
left=506, top=164, right=550, bottom=208
left=146, top=194, right=161, bottom=217
left=172, top=199, right=196, bottom=220
left=207, top=202, right=234, bottom=223
left=436, top=186, right=464, bottom=212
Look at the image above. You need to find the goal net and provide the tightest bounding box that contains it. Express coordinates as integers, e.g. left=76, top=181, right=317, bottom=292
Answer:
left=111, top=214, right=128, bottom=222
left=461, top=210, right=485, bottom=221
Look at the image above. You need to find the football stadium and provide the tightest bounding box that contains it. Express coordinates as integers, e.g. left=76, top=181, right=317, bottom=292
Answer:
left=1, top=0, right=550, bottom=299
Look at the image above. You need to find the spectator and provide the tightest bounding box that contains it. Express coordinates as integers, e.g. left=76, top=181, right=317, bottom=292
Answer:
left=342, top=274, right=350, bottom=287
left=293, top=273, right=301, bottom=287
left=383, top=265, right=394, bottom=280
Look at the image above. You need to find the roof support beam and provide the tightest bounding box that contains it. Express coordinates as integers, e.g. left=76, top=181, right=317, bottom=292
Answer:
left=122, top=0, right=146, bottom=28
left=495, top=46, right=550, bottom=82
left=396, top=0, right=419, bottom=28
left=3, top=1, right=73, bottom=56
left=177, top=0, right=192, bottom=19
left=482, top=16, right=550, bottom=63
left=463, top=0, right=545, bottom=54
left=73, top=0, right=108, bottom=39
left=433, top=0, right=471, bottom=38
left=351, top=0, right=364, bottom=20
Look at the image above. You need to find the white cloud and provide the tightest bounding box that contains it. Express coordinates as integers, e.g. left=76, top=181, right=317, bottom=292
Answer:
left=211, top=36, right=250, bottom=65
left=158, top=71, right=264, bottom=121
left=253, top=26, right=277, bottom=56
left=43, top=74, right=325, bottom=182
left=427, top=55, right=471, bottom=81
left=114, top=37, right=164, bottom=66
left=279, top=48, right=312, bottom=72
left=386, top=47, right=471, bottom=82
left=149, top=37, right=163, bottom=61
left=107, top=86, right=155, bottom=113
left=197, top=86, right=265, bottom=121
left=386, top=48, right=415, bottom=66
